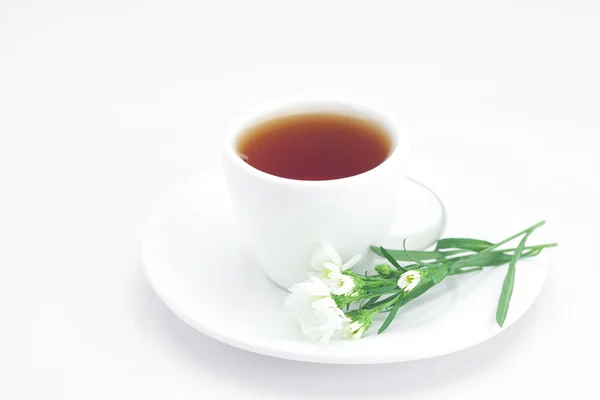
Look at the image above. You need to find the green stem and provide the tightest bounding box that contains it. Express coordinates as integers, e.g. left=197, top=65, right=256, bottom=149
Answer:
left=444, top=244, right=552, bottom=267
left=498, top=243, right=557, bottom=252
left=363, top=293, right=401, bottom=309
left=387, top=243, right=557, bottom=273
left=445, top=243, right=556, bottom=260
left=450, top=266, right=483, bottom=275
left=375, top=294, right=402, bottom=312
left=477, top=220, right=545, bottom=254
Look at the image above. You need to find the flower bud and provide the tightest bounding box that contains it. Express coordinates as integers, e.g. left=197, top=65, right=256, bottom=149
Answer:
left=375, top=264, right=395, bottom=277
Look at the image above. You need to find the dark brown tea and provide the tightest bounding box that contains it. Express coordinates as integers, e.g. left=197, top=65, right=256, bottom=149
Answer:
left=236, top=113, right=392, bottom=180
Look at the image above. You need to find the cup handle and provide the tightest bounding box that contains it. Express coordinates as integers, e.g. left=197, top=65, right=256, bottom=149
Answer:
left=380, top=176, right=446, bottom=250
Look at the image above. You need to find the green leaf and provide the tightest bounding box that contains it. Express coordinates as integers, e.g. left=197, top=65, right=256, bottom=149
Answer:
left=379, top=246, right=407, bottom=273
left=451, top=248, right=543, bottom=270
left=435, top=238, right=493, bottom=252
left=398, top=279, right=436, bottom=306
left=452, top=252, right=513, bottom=269
left=450, top=266, right=483, bottom=275
left=363, top=296, right=381, bottom=308
left=371, top=242, right=555, bottom=265
left=402, top=239, right=431, bottom=268
left=370, top=246, right=458, bottom=261
left=430, top=267, right=450, bottom=284
left=479, top=220, right=545, bottom=254
left=523, top=248, right=542, bottom=257
left=495, top=243, right=557, bottom=253
left=496, top=231, right=532, bottom=327
left=363, top=293, right=400, bottom=310
left=378, top=293, right=404, bottom=334
left=365, top=285, right=401, bottom=296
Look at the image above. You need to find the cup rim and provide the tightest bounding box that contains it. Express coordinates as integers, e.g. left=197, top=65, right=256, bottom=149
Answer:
left=223, top=98, right=409, bottom=186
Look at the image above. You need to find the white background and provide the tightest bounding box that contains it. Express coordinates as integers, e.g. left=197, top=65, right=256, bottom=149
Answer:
left=1, top=0, right=599, bottom=398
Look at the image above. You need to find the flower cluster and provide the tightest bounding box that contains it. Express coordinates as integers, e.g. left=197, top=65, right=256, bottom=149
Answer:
left=285, top=244, right=362, bottom=343
left=286, top=243, right=422, bottom=343
left=285, top=276, right=350, bottom=343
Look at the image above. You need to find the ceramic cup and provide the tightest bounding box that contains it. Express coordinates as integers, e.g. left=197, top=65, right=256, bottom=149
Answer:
left=223, top=100, right=409, bottom=288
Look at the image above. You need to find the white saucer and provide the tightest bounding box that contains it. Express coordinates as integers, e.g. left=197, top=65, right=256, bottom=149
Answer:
left=142, top=162, right=548, bottom=364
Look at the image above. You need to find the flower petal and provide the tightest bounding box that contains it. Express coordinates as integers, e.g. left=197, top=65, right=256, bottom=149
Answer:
left=321, top=243, right=343, bottom=266
left=286, top=268, right=352, bottom=343
left=341, top=254, right=362, bottom=271
left=322, top=261, right=342, bottom=277
left=397, top=270, right=421, bottom=292
left=307, top=276, right=332, bottom=295
left=344, top=321, right=365, bottom=340
left=397, top=276, right=409, bottom=289
left=330, top=273, right=356, bottom=295
left=312, top=296, right=337, bottom=310
left=311, top=242, right=343, bottom=272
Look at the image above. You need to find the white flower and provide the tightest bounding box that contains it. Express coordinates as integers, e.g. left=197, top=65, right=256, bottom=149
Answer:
left=301, top=307, right=350, bottom=344
left=397, top=270, right=421, bottom=292
left=343, top=321, right=367, bottom=340
left=328, top=272, right=356, bottom=295
left=310, top=243, right=362, bottom=294
left=311, top=243, right=362, bottom=278
left=285, top=276, right=350, bottom=343
left=311, top=242, right=343, bottom=276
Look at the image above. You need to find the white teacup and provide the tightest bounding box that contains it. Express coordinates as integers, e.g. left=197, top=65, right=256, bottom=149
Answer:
left=223, top=100, right=409, bottom=288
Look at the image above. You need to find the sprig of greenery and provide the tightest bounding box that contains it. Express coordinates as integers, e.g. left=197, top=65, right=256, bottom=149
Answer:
left=350, top=221, right=557, bottom=334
